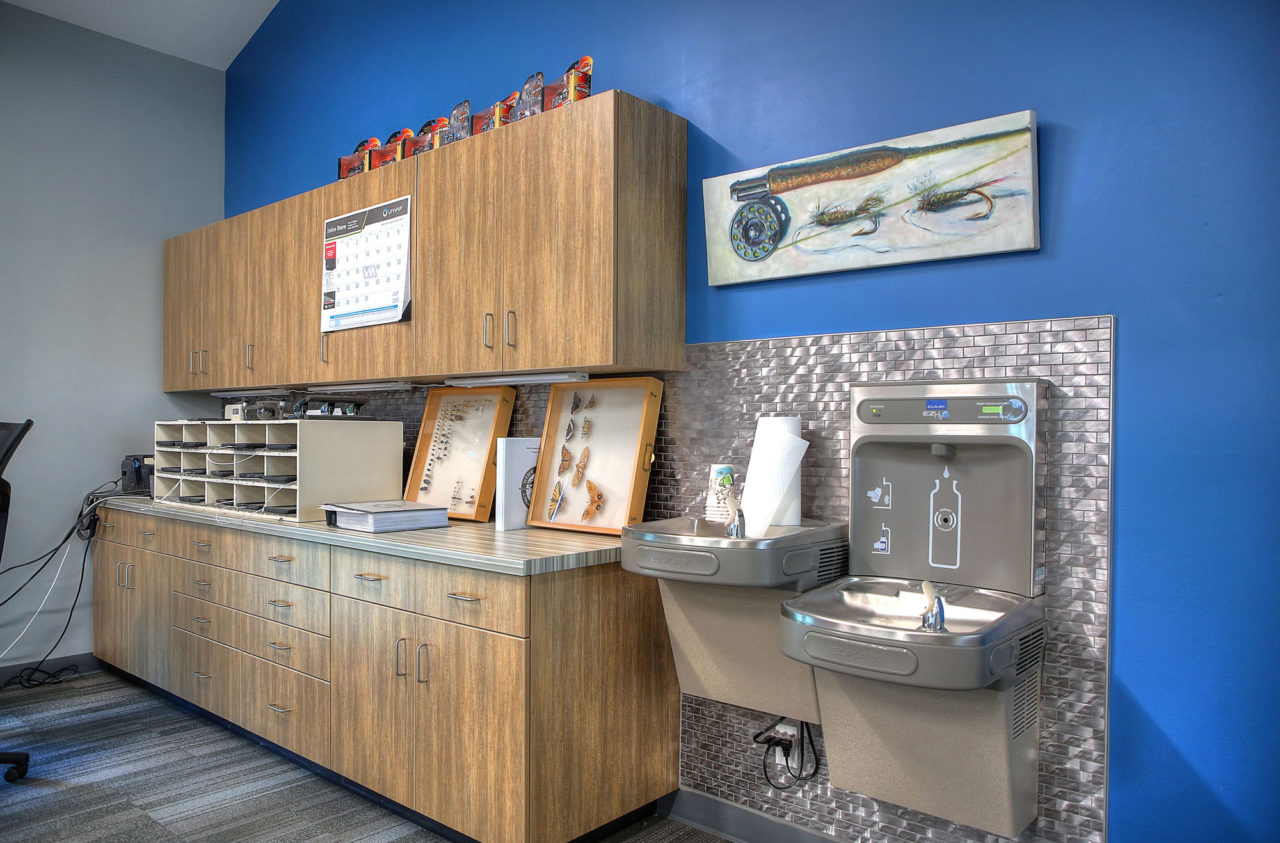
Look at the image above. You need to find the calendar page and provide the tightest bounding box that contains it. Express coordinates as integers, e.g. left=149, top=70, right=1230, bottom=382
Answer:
left=321, top=195, right=411, bottom=332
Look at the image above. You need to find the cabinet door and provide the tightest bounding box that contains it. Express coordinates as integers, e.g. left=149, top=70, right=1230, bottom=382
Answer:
left=203, top=214, right=251, bottom=390
left=329, top=595, right=417, bottom=807
left=170, top=627, right=239, bottom=722
left=413, top=616, right=528, bottom=843
left=90, top=540, right=125, bottom=668
left=122, top=547, right=171, bottom=690
left=249, top=188, right=325, bottom=387
left=162, top=228, right=205, bottom=391
left=414, top=130, right=504, bottom=377
left=316, top=162, right=417, bottom=384
left=501, top=94, right=616, bottom=372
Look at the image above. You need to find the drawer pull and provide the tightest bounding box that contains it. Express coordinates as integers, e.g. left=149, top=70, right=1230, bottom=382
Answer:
left=267, top=704, right=292, bottom=714
left=140, top=530, right=156, bottom=538
left=446, top=592, right=481, bottom=603
left=415, top=643, right=429, bottom=685
left=267, top=600, right=293, bottom=609
left=192, top=671, right=211, bottom=680
left=394, top=637, right=408, bottom=677
left=268, top=555, right=293, bottom=564
left=354, top=573, right=384, bottom=583
left=191, top=539, right=212, bottom=548
left=191, top=579, right=211, bottom=587
left=191, top=617, right=210, bottom=625
left=101, top=521, right=116, bottom=530
left=267, top=641, right=292, bottom=652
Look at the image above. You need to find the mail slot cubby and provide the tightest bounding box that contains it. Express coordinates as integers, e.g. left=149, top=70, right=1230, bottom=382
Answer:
left=154, top=419, right=403, bottom=521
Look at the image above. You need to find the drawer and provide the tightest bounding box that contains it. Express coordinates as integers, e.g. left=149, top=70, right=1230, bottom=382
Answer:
left=170, top=627, right=239, bottom=722
left=418, top=563, right=528, bottom=637
left=237, top=533, right=329, bottom=590
left=163, top=520, right=225, bottom=563
left=173, top=558, right=330, bottom=635
left=96, top=509, right=160, bottom=551
left=239, top=612, right=330, bottom=681
left=330, top=547, right=419, bottom=612
left=172, top=592, right=239, bottom=648
left=241, top=655, right=331, bottom=766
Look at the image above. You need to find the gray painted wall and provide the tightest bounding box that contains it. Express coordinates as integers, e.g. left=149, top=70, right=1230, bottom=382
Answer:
left=0, top=3, right=223, bottom=670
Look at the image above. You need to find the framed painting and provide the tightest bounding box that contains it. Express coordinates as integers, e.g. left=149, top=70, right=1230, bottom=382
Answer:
left=526, top=377, right=663, bottom=536
left=405, top=386, right=515, bottom=521
left=703, top=110, right=1038, bottom=286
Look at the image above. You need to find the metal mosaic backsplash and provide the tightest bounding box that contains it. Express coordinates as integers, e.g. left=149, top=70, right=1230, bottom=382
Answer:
left=337, top=314, right=1112, bottom=842
left=655, top=316, right=1112, bottom=843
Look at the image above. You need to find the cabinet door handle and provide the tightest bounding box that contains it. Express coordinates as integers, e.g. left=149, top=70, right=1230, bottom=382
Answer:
left=115, top=561, right=125, bottom=587
left=321, top=333, right=329, bottom=364
left=191, top=539, right=212, bottom=549
left=394, top=637, right=408, bottom=677
left=267, top=704, right=292, bottom=714
left=415, top=643, right=429, bottom=684
left=268, top=555, right=293, bottom=564
left=124, top=564, right=136, bottom=590
left=192, top=671, right=211, bottom=680
left=446, top=592, right=481, bottom=603
left=246, top=343, right=254, bottom=370
left=191, top=616, right=210, bottom=625
left=505, top=310, right=517, bottom=348
left=189, top=351, right=198, bottom=375
left=267, top=641, right=291, bottom=652
left=354, top=573, right=384, bottom=583
left=483, top=312, right=495, bottom=349
left=191, top=579, right=211, bottom=587
left=267, top=599, right=293, bottom=609
left=199, top=349, right=207, bottom=374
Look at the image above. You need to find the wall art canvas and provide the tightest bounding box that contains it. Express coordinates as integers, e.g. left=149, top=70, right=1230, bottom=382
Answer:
left=703, top=111, right=1038, bottom=286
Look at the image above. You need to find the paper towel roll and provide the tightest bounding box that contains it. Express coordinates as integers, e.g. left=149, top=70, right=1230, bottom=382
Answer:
left=740, top=417, right=807, bottom=538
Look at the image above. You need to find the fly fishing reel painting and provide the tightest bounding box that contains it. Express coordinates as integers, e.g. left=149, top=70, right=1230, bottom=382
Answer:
left=704, top=110, right=1039, bottom=286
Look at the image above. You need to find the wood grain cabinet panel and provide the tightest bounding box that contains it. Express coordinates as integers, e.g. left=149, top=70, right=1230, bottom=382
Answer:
left=92, top=541, right=171, bottom=690
left=170, top=627, right=239, bottom=722
left=330, top=546, right=419, bottom=611
left=329, top=595, right=417, bottom=807
left=162, top=228, right=206, bottom=391
left=241, top=655, right=331, bottom=766
left=416, top=563, right=528, bottom=637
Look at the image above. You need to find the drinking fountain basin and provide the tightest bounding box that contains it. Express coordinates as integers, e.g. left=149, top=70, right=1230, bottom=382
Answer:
left=780, top=575, right=1045, bottom=690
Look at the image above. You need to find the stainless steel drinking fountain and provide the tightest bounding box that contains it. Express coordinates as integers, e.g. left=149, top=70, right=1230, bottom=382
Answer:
left=622, top=517, right=848, bottom=722
left=779, top=379, right=1048, bottom=838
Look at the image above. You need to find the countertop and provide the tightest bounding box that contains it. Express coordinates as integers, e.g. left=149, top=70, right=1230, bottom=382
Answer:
left=102, top=495, right=622, bottom=577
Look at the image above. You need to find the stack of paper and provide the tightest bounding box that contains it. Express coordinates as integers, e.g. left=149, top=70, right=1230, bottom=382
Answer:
left=321, top=500, right=448, bottom=533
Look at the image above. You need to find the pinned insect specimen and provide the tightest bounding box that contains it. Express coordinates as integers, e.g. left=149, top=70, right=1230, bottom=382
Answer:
left=581, top=418, right=592, bottom=439
left=585, top=394, right=596, bottom=410
left=565, top=419, right=576, bottom=441
left=558, top=445, right=572, bottom=475
left=571, top=392, right=583, bottom=413
left=548, top=481, right=563, bottom=520
left=581, top=480, right=604, bottom=521
left=572, top=447, right=590, bottom=488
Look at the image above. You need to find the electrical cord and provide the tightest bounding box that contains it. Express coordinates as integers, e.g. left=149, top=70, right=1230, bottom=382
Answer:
left=752, top=716, right=821, bottom=790
left=0, top=541, right=90, bottom=690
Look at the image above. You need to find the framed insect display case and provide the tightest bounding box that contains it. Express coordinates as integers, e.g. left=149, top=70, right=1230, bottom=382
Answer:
left=527, top=377, right=663, bottom=536
left=405, top=386, right=515, bottom=521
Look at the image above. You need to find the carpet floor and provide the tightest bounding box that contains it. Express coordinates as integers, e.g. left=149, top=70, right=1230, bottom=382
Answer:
left=0, top=671, right=723, bottom=843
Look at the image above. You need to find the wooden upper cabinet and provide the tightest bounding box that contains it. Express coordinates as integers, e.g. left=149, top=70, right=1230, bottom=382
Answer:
left=162, top=228, right=206, bottom=391
left=414, top=129, right=504, bottom=377
left=203, top=213, right=251, bottom=390
left=415, top=90, right=688, bottom=378
left=315, top=160, right=417, bottom=385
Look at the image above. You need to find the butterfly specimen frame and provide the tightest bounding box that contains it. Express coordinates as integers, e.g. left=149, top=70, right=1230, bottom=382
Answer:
left=405, top=385, right=515, bottom=521
left=527, top=377, right=663, bottom=536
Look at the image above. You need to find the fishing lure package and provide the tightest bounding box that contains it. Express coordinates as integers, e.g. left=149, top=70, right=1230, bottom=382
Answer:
left=435, top=100, right=473, bottom=147
left=543, top=55, right=593, bottom=110
left=370, top=128, right=414, bottom=169
left=338, top=136, right=381, bottom=180
left=472, top=91, right=519, bottom=135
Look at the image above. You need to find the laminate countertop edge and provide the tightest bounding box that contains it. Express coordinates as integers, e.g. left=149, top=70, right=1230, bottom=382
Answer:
left=101, top=496, right=622, bottom=576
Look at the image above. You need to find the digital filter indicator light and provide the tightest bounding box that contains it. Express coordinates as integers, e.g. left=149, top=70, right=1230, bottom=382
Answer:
left=981, top=405, right=1004, bottom=415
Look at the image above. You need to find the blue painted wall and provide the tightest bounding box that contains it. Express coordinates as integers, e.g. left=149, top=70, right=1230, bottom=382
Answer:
left=226, top=2, right=1280, bottom=839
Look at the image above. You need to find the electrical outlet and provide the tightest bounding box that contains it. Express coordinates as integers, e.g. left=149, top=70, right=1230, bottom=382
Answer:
left=773, top=722, right=798, bottom=766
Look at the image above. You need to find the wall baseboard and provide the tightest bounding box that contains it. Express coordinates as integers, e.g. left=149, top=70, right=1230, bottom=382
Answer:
left=659, top=788, right=836, bottom=843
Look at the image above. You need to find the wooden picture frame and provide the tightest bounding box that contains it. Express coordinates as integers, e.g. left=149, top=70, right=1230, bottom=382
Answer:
left=405, top=386, right=515, bottom=521
left=527, top=377, right=663, bottom=536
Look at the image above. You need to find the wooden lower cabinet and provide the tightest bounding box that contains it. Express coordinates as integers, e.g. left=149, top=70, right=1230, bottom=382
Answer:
left=241, top=655, right=331, bottom=766
left=170, top=627, right=238, bottom=721
left=92, top=539, right=170, bottom=690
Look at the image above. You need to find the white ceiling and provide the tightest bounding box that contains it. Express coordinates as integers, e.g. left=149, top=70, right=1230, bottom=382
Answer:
left=7, top=0, right=280, bottom=71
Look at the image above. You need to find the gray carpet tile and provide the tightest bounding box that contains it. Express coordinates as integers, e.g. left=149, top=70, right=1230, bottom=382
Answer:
left=0, top=672, right=725, bottom=843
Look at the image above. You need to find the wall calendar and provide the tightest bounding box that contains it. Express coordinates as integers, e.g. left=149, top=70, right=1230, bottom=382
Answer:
left=321, top=194, right=411, bottom=332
